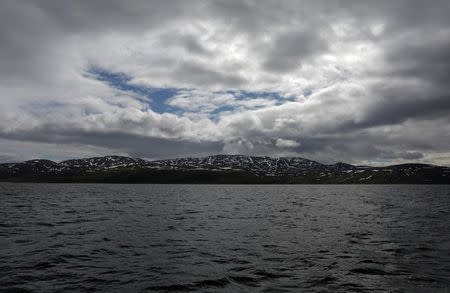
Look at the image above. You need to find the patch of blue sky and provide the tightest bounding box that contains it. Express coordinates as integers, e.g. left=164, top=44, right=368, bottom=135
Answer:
left=210, top=104, right=239, bottom=116
left=88, top=66, right=181, bottom=114
left=88, top=67, right=297, bottom=116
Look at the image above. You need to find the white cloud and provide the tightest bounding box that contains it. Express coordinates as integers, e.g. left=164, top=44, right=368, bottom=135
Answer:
left=167, top=90, right=235, bottom=113
left=0, top=0, right=449, bottom=164
left=276, top=139, right=301, bottom=148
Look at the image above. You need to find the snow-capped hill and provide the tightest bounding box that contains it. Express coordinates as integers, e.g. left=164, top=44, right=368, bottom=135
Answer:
left=0, top=154, right=448, bottom=183
left=58, top=156, right=146, bottom=172
left=331, top=162, right=356, bottom=170
left=24, top=159, right=58, bottom=169
left=3, top=159, right=58, bottom=175
left=0, top=156, right=147, bottom=176
left=148, top=154, right=324, bottom=175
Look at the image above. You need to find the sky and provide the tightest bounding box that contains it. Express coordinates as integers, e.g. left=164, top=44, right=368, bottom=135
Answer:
left=0, top=0, right=449, bottom=165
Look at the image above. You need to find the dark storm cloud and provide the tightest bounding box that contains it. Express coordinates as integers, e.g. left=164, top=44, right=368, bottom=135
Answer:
left=0, top=129, right=223, bottom=160
left=262, top=30, right=328, bottom=73
left=386, top=38, right=450, bottom=86
left=353, top=33, right=450, bottom=132
left=399, top=151, right=424, bottom=160
left=33, top=0, right=190, bottom=34
left=173, top=62, right=247, bottom=88
left=220, top=133, right=432, bottom=165
left=167, top=34, right=212, bottom=56
left=361, top=89, right=450, bottom=128
left=0, top=1, right=58, bottom=83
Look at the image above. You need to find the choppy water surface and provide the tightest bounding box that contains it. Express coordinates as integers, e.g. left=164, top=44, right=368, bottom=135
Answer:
left=1, top=184, right=449, bottom=293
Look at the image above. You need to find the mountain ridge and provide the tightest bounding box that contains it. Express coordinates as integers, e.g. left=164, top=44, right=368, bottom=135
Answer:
left=0, top=154, right=449, bottom=184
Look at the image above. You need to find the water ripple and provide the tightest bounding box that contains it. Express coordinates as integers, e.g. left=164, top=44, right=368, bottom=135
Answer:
left=0, top=183, right=449, bottom=292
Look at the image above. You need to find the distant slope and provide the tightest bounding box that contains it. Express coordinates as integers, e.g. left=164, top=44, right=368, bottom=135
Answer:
left=0, top=155, right=449, bottom=184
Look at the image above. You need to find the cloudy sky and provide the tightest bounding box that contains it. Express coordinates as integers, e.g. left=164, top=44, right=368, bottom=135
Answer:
left=1, top=0, right=449, bottom=165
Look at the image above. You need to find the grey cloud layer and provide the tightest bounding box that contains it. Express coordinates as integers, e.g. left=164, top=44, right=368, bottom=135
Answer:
left=0, top=0, right=449, bottom=164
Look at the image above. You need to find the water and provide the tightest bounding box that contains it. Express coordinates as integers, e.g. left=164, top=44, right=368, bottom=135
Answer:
left=1, top=184, right=449, bottom=293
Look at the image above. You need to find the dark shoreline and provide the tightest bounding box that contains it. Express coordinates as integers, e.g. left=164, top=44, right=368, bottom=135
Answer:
left=1, top=169, right=448, bottom=184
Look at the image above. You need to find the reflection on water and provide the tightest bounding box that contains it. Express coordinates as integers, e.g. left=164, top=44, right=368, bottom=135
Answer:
left=1, top=184, right=449, bottom=292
